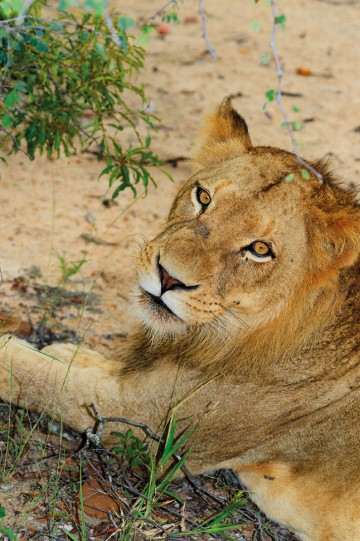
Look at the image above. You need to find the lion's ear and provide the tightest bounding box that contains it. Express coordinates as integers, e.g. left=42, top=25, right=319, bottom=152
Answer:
left=191, top=98, right=252, bottom=170
left=309, top=206, right=360, bottom=283
left=325, top=209, right=360, bottom=265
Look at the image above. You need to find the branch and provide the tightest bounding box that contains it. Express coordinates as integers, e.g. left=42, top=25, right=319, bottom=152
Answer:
left=0, top=127, right=30, bottom=158
left=15, top=0, right=36, bottom=24
left=86, top=403, right=226, bottom=505
left=149, top=0, right=178, bottom=21
left=1, top=34, right=12, bottom=92
left=268, top=0, right=323, bottom=183
left=87, top=403, right=162, bottom=445
left=198, top=0, right=216, bottom=60
left=103, top=8, right=124, bottom=48
left=0, top=15, right=112, bottom=42
left=46, top=72, right=104, bottom=152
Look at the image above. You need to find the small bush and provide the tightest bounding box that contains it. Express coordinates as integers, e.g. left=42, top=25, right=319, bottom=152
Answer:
left=0, top=1, right=169, bottom=197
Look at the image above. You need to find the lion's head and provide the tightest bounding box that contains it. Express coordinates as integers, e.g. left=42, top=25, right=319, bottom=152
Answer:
left=134, top=99, right=360, bottom=352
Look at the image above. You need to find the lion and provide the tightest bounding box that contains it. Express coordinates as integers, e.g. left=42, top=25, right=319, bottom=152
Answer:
left=0, top=98, right=359, bottom=541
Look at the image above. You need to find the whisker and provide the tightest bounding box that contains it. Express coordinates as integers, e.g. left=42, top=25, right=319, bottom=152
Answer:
left=205, top=310, right=229, bottom=343
left=126, top=232, right=149, bottom=243
left=219, top=304, right=248, bottom=330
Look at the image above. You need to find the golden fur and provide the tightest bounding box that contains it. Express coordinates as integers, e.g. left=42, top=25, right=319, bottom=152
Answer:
left=0, top=98, right=360, bottom=541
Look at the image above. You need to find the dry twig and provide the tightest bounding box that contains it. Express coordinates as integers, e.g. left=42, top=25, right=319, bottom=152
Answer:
left=198, top=0, right=216, bottom=59
left=268, top=0, right=323, bottom=182
left=149, top=0, right=179, bottom=21
left=87, top=403, right=226, bottom=505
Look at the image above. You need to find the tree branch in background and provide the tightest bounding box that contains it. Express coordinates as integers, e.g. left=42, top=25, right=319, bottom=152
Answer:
left=268, top=0, right=323, bottom=182
left=15, top=0, right=36, bottom=23
left=149, top=0, right=179, bottom=21
left=103, top=8, right=124, bottom=48
left=198, top=0, right=216, bottom=60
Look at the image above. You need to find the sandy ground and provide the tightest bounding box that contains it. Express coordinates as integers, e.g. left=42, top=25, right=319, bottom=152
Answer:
left=0, top=0, right=359, bottom=538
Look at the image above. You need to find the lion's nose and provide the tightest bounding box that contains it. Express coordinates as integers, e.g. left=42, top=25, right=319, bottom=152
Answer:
left=158, top=263, right=186, bottom=295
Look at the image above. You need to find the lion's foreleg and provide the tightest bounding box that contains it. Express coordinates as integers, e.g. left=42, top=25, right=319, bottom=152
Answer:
left=0, top=335, right=122, bottom=436
left=40, top=342, right=120, bottom=369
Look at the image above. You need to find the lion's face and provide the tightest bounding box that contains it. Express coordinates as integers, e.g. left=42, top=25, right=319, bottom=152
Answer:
left=135, top=153, right=309, bottom=335
left=134, top=100, right=360, bottom=336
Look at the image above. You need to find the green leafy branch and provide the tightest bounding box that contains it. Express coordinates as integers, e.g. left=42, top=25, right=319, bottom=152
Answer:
left=0, top=2, right=170, bottom=197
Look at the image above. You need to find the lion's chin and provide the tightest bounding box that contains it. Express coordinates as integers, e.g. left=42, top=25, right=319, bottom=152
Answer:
left=132, top=289, right=189, bottom=336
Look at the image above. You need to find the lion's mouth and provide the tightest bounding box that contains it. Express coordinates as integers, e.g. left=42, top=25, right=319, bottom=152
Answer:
left=143, top=290, right=182, bottom=320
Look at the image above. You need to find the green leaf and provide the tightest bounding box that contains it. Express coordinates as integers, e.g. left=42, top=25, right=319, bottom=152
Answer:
left=293, top=121, right=302, bottom=131
left=164, top=12, right=179, bottom=24
left=15, top=81, right=27, bottom=93
left=58, top=0, right=80, bottom=9
left=111, top=182, right=127, bottom=199
left=301, top=168, right=310, bottom=180
left=251, top=20, right=260, bottom=31
left=118, top=17, right=135, bottom=31
left=284, top=173, right=295, bottom=183
left=2, top=528, right=17, bottom=541
left=51, top=22, right=64, bottom=31
left=99, top=165, right=114, bottom=178
left=35, top=40, right=49, bottom=53
left=2, top=115, right=13, bottom=128
left=84, top=0, right=106, bottom=15
left=0, top=0, right=22, bottom=18
left=0, top=504, right=5, bottom=518
left=142, top=170, right=149, bottom=188
left=161, top=421, right=176, bottom=466
left=265, top=88, right=275, bottom=102
left=275, top=14, right=286, bottom=29
left=4, top=90, right=21, bottom=107
left=54, top=132, right=61, bottom=152
left=163, top=489, right=184, bottom=505
left=292, top=105, right=300, bottom=113
left=157, top=452, right=190, bottom=492
left=95, top=42, right=105, bottom=57
left=98, top=139, right=105, bottom=155
left=137, top=34, right=148, bottom=45
left=112, top=446, right=125, bottom=454
left=141, top=24, right=155, bottom=35
left=81, top=13, right=92, bottom=25
left=260, top=52, right=270, bottom=66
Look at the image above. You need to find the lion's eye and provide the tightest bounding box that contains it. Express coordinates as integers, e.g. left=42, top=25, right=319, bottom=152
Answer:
left=196, top=188, right=211, bottom=206
left=241, top=241, right=274, bottom=262
left=250, top=241, right=271, bottom=257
